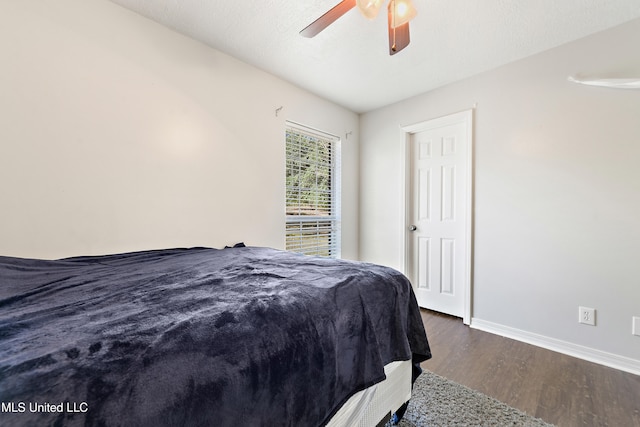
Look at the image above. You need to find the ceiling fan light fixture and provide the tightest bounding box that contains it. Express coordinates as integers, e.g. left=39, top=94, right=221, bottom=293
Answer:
left=301, top=0, right=415, bottom=56
left=356, top=0, right=385, bottom=19
left=390, top=0, right=417, bottom=28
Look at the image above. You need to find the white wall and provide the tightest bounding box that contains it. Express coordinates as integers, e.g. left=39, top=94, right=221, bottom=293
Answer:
left=0, top=0, right=359, bottom=260
left=360, top=19, right=640, bottom=368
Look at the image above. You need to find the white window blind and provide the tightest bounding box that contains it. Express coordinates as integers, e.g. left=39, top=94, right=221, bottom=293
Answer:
left=285, top=122, right=341, bottom=258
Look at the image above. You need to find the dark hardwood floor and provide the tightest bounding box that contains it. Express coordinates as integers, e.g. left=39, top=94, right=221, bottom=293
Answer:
left=419, top=310, right=640, bottom=427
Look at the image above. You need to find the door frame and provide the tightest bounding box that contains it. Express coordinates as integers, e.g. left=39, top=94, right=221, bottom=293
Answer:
left=400, top=109, right=474, bottom=325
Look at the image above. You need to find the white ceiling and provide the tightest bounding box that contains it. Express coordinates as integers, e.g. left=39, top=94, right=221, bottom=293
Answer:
left=109, top=0, right=640, bottom=113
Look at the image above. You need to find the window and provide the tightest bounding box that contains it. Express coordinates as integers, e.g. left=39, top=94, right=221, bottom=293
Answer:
left=285, top=122, right=341, bottom=258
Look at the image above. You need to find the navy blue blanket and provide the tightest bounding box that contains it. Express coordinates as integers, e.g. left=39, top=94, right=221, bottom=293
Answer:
left=0, top=246, right=431, bottom=426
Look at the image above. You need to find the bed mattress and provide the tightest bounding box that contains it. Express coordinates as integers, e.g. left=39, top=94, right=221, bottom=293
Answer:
left=327, top=360, right=412, bottom=427
left=0, top=246, right=431, bottom=426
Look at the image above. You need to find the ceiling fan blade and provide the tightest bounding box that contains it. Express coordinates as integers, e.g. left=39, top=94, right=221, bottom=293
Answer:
left=388, top=21, right=410, bottom=55
left=300, top=0, right=357, bottom=38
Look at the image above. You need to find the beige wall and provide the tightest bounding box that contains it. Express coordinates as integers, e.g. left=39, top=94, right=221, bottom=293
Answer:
left=0, top=0, right=359, bottom=260
left=360, top=19, right=640, bottom=367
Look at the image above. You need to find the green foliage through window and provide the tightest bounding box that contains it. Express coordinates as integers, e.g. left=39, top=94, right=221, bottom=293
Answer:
left=285, top=124, right=340, bottom=258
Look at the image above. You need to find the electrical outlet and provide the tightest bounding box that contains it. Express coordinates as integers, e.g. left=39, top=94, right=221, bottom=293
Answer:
left=633, top=316, right=640, bottom=337
left=579, top=306, right=596, bottom=326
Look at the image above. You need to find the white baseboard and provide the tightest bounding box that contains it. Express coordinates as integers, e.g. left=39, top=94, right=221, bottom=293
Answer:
left=470, top=318, right=640, bottom=376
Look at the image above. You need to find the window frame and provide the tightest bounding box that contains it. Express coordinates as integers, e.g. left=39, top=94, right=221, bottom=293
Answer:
left=285, top=122, right=341, bottom=258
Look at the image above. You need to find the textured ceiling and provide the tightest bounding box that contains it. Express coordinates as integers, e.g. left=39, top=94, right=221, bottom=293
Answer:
left=109, top=0, right=640, bottom=113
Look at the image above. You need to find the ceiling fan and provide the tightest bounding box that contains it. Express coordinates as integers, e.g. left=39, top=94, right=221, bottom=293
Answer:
left=300, top=0, right=418, bottom=55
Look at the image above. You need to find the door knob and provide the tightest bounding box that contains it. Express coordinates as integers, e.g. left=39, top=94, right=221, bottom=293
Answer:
left=409, top=225, right=417, bottom=231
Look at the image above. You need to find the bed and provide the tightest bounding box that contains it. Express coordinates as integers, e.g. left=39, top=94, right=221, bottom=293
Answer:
left=0, top=245, right=431, bottom=426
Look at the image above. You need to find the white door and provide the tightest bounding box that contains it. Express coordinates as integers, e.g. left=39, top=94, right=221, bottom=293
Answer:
left=404, top=111, right=472, bottom=320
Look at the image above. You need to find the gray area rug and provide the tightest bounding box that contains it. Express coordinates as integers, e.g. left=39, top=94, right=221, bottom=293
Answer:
left=395, top=371, right=554, bottom=427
